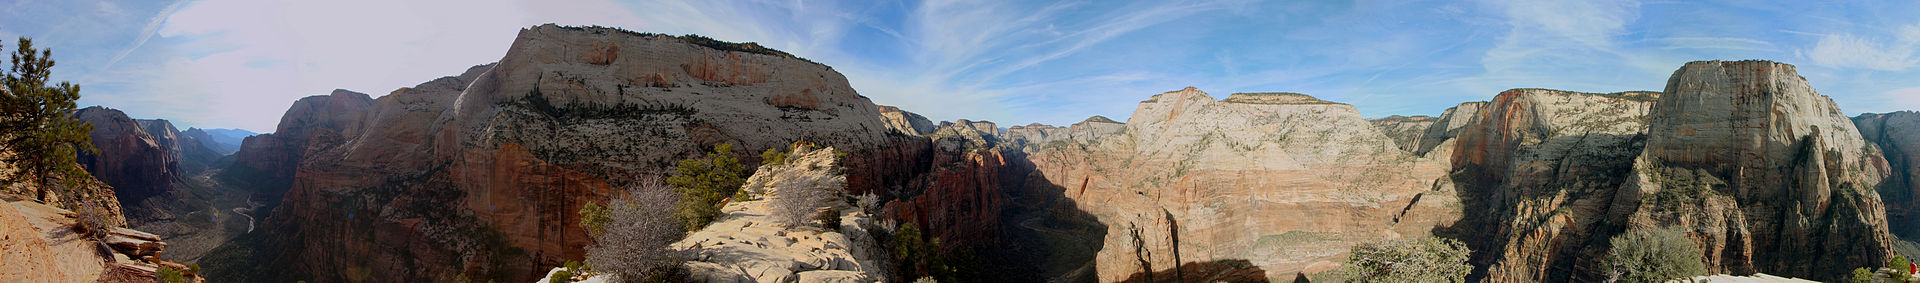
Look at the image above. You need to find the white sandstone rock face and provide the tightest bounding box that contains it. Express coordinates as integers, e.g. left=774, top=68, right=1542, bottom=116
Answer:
left=1022, top=87, right=1455, bottom=281
left=1625, top=60, right=1893, bottom=280
left=1415, top=101, right=1487, bottom=160
left=673, top=147, right=885, bottom=283
left=878, top=106, right=936, bottom=136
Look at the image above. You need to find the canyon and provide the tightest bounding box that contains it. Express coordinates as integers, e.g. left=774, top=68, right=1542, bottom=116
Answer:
left=19, top=24, right=1897, bottom=283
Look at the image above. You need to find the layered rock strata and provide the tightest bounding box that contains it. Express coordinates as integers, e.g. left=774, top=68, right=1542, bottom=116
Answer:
left=1017, top=87, right=1457, bottom=281
left=212, top=25, right=914, bottom=283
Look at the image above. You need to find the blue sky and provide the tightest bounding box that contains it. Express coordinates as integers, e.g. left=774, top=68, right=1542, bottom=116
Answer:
left=3, top=0, right=1919, bottom=133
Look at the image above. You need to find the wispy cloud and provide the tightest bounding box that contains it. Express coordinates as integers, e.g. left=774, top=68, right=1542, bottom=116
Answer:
left=1807, top=28, right=1920, bottom=71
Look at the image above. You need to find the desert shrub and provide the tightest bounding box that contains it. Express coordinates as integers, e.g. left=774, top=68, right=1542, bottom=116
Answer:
left=578, top=201, right=610, bottom=237
left=548, top=269, right=573, bottom=283
left=586, top=177, right=686, bottom=282
left=768, top=156, right=846, bottom=229
left=668, top=143, right=747, bottom=231
left=71, top=201, right=114, bottom=239
left=856, top=192, right=881, bottom=213
left=1892, top=255, right=1913, bottom=281
left=761, top=148, right=790, bottom=166
left=1334, top=237, right=1471, bottom=282
left=157, top=264, right=189, bottom=283
left=1605, top=228, right=1708, bottom=283
left=1853, top=267, right=1876, bottom=283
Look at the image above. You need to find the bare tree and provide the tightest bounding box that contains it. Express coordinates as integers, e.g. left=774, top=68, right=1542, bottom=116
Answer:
left=586, top=177, right=685, bottom=282
left=767, top=158, right=846, bottom=229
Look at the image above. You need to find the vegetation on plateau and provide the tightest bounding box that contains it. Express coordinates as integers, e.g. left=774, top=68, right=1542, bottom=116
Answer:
left=668, top=143, right=748, bottom=231
left=1333, top=237, right=1472, bottom=282
left=1605, top=228, right=1708, bottom=283
left=580, top=177, right=686, bottom=282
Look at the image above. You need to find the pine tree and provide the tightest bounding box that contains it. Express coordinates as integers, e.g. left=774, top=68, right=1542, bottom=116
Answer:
left=0, top=37, right=96, bottom=203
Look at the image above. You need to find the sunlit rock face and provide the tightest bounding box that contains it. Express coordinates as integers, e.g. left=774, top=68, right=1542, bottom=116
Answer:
left=222, top=24, right=916, bottom=282
left=1441, top=61, right=1895, bottom=282
left=1014, top=87, right=1456, bottom=281
left=1624, top=60, right=1891, bottom=280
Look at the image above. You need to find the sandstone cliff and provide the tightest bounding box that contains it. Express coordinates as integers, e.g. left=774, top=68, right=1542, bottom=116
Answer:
left=1438, top=61, right=1895, bottom=282
left=1016, top=87, right=1456, bottom=281
left=1624, top=60, right=1891, bottom=279
left=878, top=106, right=936, bottom=136
left=1855, top=111, right=1920, bottom=238
left=1437, top=88, right=1659, bottom=282
left=138, top=119, right=224, bottom=174
left=208, top=24, right=915, bottom=283
left=76, top=106, right=176, bottom=204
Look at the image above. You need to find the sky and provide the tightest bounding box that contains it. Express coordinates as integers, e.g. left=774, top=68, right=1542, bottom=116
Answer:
left=2, top=0, right=1918, bottom=133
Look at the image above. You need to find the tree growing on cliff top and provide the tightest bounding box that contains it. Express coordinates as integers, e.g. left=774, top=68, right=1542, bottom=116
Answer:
left=584, top=177, right=684, bottom=282
left=1605, top=228, right=1707, bottom=283
left=668, top=143, right=747, bottom=231
left=1334, top=237, right=1471, bottom=282
left=0, top=37, right=96, bottom=202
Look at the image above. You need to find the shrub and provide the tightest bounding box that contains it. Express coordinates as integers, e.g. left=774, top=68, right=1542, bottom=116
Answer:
left=768, top=158, right=846, bottom=229
left=72, top=201, right=114, bottom=239
left=548, top=269, right=572, bottom=283
left=1852, top=267, right=1875, bottom=283
left=586, top=177, right=686, bottom=282
left=1893, top=255, right=1913, bottom=280
left=157, top=265, right=188, bottom=283
left=668, top=143, right=747, bottom=231
left=1605, top=228, right=1708, bottom=283
left=761, top=148, right=790, bottom=166
left=1334, top=237, right=1471, bottom=282
left=578, top=202, right=610, bottom=237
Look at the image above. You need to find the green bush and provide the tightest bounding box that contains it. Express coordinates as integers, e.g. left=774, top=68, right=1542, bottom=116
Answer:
left=1334, top=237, right=1472, bottom=282
left=668, top=143, right=747, bottom=231
left=1893, top=255, right=1912, bottom=280
left=157, top=265, right=189, bottom=283
left=761, top=148, right=790, bottom=166
left=1605, top=228, right=1708, bottom=283
left=578, top=201, right=610, bottom=237
left=1852, top=267, right=1876, bottom=283
left=548, top=269, right=573, bottom=283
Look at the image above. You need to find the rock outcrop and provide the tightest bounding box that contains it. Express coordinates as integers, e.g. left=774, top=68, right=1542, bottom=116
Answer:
left=223, top=89, right=373, bottom=193
left=138, top=119, right=224, bottom=173
left=878, top=106, right=935, bottom=136
left=209, top=25, right=914, bottom=283
left=1368, top=115, right=1437, bottom=153
left=1017, top=87, right=1455, bottom=281
left=674, top=146, right=887, bottom=283
left=1438, top=88, right=1659, bottom=282
left=1, top=197, right=175, bottom=282
left=1625, top=60, right=1891, bottom=279
left=1440, top=61, right=1895, bottom=282
left=75, top=106, right=175, bottom=203
left=1414, top=102, right=1489, bottom=159
left=1855, top=111, right=1920, bottom=237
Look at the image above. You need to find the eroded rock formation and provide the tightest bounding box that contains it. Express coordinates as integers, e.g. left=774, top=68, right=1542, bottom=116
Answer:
left=1015, top=87, right=1456, bottom=281
left=1855, top=111, right=1920, bottom=237
left=211, top=24, right=915, bottom=283
left=675, top=146, right=887, bottom=282
left=75, top=106, right=175, bottom=203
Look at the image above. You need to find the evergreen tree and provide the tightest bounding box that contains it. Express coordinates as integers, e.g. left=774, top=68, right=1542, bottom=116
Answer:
left=0, top=37, right=95, bottom=203
left=667, top=143, right=746, bottom=231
